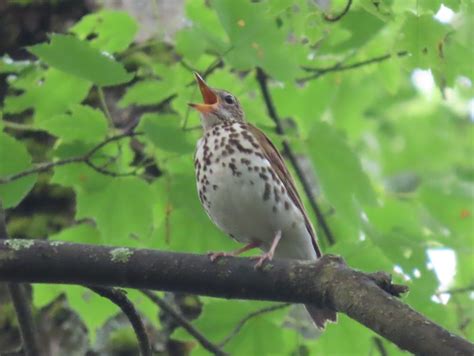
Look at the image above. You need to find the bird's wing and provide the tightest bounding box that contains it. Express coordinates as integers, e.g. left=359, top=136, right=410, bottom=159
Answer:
left=247, top=123, right=322, bottom=258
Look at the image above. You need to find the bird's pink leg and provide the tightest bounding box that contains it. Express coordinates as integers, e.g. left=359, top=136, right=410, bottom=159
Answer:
left=208, top=241, right=261, bottom=262
left=252, top=230, right=282, bottom=269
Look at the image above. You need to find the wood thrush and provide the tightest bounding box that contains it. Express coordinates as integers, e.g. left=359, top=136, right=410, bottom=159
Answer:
left=189, top=73, right=337, bottom=329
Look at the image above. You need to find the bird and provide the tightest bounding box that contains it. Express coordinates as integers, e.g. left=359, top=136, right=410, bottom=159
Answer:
left=188, top=72, right=337, bottom=329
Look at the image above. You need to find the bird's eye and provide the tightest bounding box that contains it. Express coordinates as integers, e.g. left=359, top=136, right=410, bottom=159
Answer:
left=224, top=95, right=234, bottom=105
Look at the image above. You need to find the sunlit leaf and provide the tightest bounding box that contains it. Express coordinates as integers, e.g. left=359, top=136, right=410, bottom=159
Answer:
left=28, top=34, right=133, bottom=86
left=71, top=10, right=138, bottom=53
left=38, top=104, right=108, bottom=143
left=0, top=133, right=36, bottom=208
left=307, top=122, right=376, bottom=225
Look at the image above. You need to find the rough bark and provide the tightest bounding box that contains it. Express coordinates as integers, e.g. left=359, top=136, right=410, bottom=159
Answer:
left=0, top=239, right=472, bottom=356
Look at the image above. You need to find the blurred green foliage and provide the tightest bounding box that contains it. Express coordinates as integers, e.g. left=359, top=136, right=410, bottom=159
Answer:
left=0, top=0, right=473, bottom=354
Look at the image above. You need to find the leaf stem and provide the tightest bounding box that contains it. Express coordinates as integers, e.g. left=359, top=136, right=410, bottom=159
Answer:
left=97, top=86, right=114, bottom=128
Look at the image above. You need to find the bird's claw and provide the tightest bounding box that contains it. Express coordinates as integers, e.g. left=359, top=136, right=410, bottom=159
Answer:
left=252, top=251, right=274, bottom=269
left=208, top=251, right=232, bottom=262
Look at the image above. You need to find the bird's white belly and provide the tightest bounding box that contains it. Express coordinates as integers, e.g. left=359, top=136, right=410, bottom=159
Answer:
left=195, top=123, right=317, bottom=260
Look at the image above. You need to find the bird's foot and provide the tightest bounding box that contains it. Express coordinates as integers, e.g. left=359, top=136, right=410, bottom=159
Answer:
left=207, top=251, right=234, bottom=262
left=252, top=231, right=282, bottom=269
left=251, top=251, right=274, bottom=269
left=208, top=241, right=261, bottom=263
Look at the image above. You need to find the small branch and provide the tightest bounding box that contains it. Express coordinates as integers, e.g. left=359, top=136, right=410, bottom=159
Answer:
left=0, top=156, right=83, bottom=184
left=299, top=51, right=409, bottom=82
left=1, top=240, right=473, bottom=355
left=141, top=290, right=227, bottom=356
left=255, top=68, right=335, bottom=246
left=372, top=336, right=388, bottom=356
left=219, top=303, right=290, bottom=347
left=0, top=203, right=41, bottom=356
left=83, top=160, right=138, bottom=178
left=0, top=132, right=142, bottom=184
left=88, top=286, right=151, bottom=356
left=7, top=285, right=40, bottom=356
left=324, top=0, right=353, bottom=22
left=97, top=86, right=114, bottom=128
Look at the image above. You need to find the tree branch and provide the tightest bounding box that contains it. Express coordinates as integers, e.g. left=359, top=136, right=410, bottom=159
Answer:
left=88, top=286, right=151, bottom=356
left=0, top=204, right=41, bottom=356
left=0, top=240, right=472, bottom=355
left=0, top=132, right=142, bottom=184
left=298, top=51, right=409, bottom=82
left=324, top=0, right=353, bottom=22
left=255, top=68, right=336, bottom=246
left=141, top=290, right=226, bottom=356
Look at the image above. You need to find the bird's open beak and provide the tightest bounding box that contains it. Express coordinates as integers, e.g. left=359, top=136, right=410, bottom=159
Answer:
left=188, top=72, right=218, bottom=113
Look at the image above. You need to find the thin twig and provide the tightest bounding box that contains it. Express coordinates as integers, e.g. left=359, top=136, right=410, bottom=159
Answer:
left=255, top=68, right=335, bottom=246
left=0, top=132, right=142, bottom=184
left=97, top=86, right=114, bottom=128
left=141, top=290, right=227, bottom=356
left=299, top=51, right=409, bottom=82
left=88, top=286, right=151, bottom=356
left=0, top=202, right=41, bottom=356
left=324, top=0, right=353, bottom=22
left=83, top=160, right=138, bottom=177
left=219, top=303, right=290, bottom=347
left=372, top=337, right=388, bottom=356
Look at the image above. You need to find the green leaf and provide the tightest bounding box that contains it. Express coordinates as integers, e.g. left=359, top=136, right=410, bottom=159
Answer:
left=71, top=10, right=138, bottom=53
left=316, top=315, right=376, bottom=354
left=38, top=104, right=108, bottom=143
left=66, top=286, right=118, bottom=342
left=119, top=79, right=174, bottom=107
left=175, top=28, right=207, bottom=62
left=271, top=77, right=334, bottom=133
left=0, top=133, right=36, bottom=208
left=307, top=122, right=376, bottom=225
left=397, top=13, right=448, bottom=70
left=319, top=9, right=386, bottom=53
left=75, top=177, right=156, bottom=244
left=174, top=300, right=287, bottom=354
left=28, top=34, right=133, bottom=86
left=119, top=63, right=187, bottom=108
left=140, top=113, right=195, bottom=154
left=149, top=168, right=237, bottom=254
left=4, top=67, right=92, bottom=124
left=226, top=316, right=286, bottom=355
left=51, top=159, right=156, bottom=245
left=212, top=0, right=299, bottom=81
left=50, top=223, right=101, bottom=245
left=420, top=179, right=474, bottom=245
left=33, top=284, right=64, bottom=308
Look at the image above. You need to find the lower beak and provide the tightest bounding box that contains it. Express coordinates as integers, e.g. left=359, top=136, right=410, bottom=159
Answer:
left=188, top=72, right=218, bottom=113
left=188, top=102, right=217, bottom=113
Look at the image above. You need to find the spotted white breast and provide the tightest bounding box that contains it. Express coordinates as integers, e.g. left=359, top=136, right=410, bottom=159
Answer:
left=194, top=121, right=316, bottom=260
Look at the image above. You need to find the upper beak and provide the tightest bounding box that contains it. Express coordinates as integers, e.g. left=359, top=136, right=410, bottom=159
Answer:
left=188, top=72, right=218, bottom=113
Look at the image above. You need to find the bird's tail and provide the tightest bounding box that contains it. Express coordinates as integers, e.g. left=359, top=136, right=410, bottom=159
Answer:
left=304, top=304, right=337, bottom=330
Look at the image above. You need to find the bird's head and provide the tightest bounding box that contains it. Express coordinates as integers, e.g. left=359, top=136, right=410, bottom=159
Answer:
left=189, top=73, right=245, bottom=130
